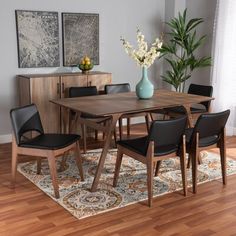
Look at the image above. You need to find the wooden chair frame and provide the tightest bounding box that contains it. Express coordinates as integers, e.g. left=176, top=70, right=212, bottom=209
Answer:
left=118, top=113, right=150, bottom=140
left=69, top=112, right=112, bottom=153
left=188, top=128, right=226, bottom=194
left=113, top=136, right=187, bottom=207
left=11, top=135, right=84, bottom=199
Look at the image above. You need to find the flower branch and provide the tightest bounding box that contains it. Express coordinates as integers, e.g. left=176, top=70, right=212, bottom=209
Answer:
left=121, top=29, right=163, bottom=68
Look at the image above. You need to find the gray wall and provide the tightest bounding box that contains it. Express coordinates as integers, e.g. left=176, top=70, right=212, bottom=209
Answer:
left=0, top=0, right=216, bottom=142
left=186, top=0, right=217, bottom=87
left=0, top=0, right=165, bottom=142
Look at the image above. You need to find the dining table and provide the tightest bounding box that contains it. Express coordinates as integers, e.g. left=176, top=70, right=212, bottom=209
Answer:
left=51, top=89, right=214, bottom=192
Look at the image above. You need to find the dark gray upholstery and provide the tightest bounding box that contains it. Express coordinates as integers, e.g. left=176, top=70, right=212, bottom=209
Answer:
left=117, top=116, right=187, bottom=156
left=104, top=83, right=131, bottom=94
left=185, top=110, right=230, bottom=148
left=166, top=83, right=213, bottom=115
left=10, top=104, right=80, bottom=150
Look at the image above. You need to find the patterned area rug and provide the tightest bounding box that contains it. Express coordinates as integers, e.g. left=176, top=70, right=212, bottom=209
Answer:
left=18, top=149, right=236, bottom=219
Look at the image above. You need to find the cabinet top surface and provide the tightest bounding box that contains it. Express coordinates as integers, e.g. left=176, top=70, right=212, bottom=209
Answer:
left=17, top=71, right=111, bottom=78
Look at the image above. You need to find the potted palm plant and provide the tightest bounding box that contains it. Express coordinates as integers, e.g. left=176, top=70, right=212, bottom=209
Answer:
left=159, top=9, right=211, bottom=92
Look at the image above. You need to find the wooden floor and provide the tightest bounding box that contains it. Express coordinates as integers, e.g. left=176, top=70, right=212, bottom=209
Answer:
left=1, top=124, right=236, bottom=236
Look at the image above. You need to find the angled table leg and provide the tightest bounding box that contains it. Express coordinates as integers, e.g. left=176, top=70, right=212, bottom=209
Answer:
left=61, top=107, right=70, bottom=134
left=91, top=113, right=121, bottom=192
left=183, top=104, right=193, bottom=128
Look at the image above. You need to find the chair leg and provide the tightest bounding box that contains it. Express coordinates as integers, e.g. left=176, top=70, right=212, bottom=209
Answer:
left=163, top=113, right=167, bottom=120
left=59, top=152, right=68, bottom=172
left=187, top=154, right=191, bottom=168
left=37, top=157, right=42, bottom=174
left=154, top=160, right=161, bottom=176
left=188, top=145, right=201, bottom=168
left=81, top=124, right=87, bottom=153
left=192, top=150, right=198, bottom=194
left=47, top=153, right=60, bottom=199
left=69, top=113, right=78, bottom=134
left=127, top=118, right=131, bottom=136
left=119, top=118, right=123, bottom=140
left=150, top=113, right=154, bottom=121
left=180, top=154, right=187, bottom=196
left=11, top=142, right=18, bottom=187
left=95, top=130, right=98, bottom=140
left=192, top=133, right=199, bottom=194
left=74, top=141, right=84, bottom=181
left=113, top=130, right=117, bottom=148
left=102, top=121, right=106, bottom=140
left=145, top=114, right=150, bottom=132
left=146, top=159, right=154, bottom=207
left=113, top=148, right=123, bottom=187
left=219, top=137, right=227, bottom=185
left=198, top=152, right=203, bottom=165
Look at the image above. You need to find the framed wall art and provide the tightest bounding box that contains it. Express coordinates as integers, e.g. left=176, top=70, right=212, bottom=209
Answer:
left=15, top=10, right=60, bottom=68
left=62, top=13, right=99, bottom=66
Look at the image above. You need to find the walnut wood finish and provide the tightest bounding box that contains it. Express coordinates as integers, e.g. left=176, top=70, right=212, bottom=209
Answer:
left=113, top=136, right=187, bottom=207
left=119, top=113, right=150, bottom=140
left=61, top=75, right=88, bottom=98
left=17, top=72, right=112, bottom=133
left=11, top=135, right=84, bottom=199
left=18, top=76, right=61, bottom=133
left=189, top=128, right=227, bottom=194
left=52, top=90, right=213, bottom=120
left=0, top=128, right=236, bottom=235
left=52, top=89, right=213, bottom=191
left=87, top=73, right=112, bottom=91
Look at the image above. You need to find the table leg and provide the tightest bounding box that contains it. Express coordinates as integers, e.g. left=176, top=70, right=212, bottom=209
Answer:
left=91, top=113, right=121, bottom=192
left=183, top=105, right=193, bottom=128
left=61, top=107, right=70, bottom=134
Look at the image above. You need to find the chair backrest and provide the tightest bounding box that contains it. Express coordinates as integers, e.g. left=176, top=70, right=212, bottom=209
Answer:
left=69, top=86, right=98, bottom=98
left=104, top=83, right=131, bottom=94
left=10, top=104, right=44, bottom=145
left=148, top=116, right=187, bottom=148
left=188, top=83, right=213, bottom=111
left=191, top=110, right=230, bottom=141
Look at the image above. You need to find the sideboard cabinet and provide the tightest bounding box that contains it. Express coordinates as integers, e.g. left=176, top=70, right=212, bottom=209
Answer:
left=17, top=71, right=112, bottom=133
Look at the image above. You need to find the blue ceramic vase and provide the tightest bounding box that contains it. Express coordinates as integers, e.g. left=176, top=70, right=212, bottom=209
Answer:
left=135, top=66, right=154, bottom=99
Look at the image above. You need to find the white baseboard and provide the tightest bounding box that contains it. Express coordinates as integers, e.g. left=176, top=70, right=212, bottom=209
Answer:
left=0, top=134, right=12, bottom=144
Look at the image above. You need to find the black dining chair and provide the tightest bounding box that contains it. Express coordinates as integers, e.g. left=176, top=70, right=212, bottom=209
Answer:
left=185, top=109, right=230, bottom=193
left=69, top=86, right=112, bottom=153
left=10, top=104, right=84, bottom=198
left=164, top=83, right=213, bottom=120
left=105, top=83, right=150, bottom=139
left=113, top=116, right=188, bottom=207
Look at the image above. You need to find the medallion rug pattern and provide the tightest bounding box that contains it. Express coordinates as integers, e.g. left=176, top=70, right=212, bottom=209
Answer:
left=17, top=149, right=236, bottom=219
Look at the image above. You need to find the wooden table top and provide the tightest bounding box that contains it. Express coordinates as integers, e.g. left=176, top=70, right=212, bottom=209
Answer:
left=51, top=89, right=214, bottom=116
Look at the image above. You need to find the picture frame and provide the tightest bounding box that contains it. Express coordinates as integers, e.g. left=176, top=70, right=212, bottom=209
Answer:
left=62, top=12, right=99, bottom=66
left=15, top=10, right=60, bottom=68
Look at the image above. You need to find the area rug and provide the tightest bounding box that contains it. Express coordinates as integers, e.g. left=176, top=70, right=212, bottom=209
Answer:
left=17, top=149, right=236, bottom=219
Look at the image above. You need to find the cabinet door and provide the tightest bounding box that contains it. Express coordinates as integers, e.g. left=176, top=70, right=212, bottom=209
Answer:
left=88, top=73, right=112, bottom=92
left=31, top=76, right=61, bottom=133
left=61, top=75, right=88, bottom=98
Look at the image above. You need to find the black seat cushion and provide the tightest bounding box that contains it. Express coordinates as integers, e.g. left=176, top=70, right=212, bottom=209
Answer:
left=185, top=128, right=220, bottom=147
left=20, top=134, right=80, bottom=150
left=117, top=136, right=179, bottom=157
